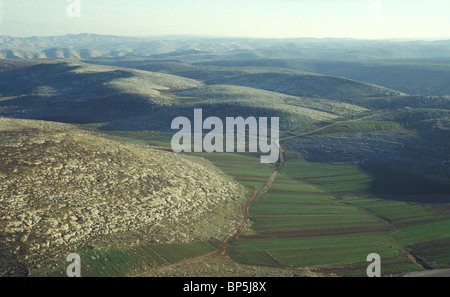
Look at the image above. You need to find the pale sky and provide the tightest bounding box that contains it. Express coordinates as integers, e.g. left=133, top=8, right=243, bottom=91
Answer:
left=1, top=0, right=449, bottom=39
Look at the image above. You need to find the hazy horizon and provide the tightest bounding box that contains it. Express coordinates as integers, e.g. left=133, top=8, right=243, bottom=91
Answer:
left=2, top=32, right=450, bottom=42
left=1, top=0, right=450, bottom=39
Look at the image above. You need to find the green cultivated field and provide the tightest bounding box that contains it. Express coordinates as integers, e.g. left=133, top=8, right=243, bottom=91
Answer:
left=196, top=152, right=274, bottom=188
left=80, top=127, right=449, bottom=276
left=315, top=121, right=401, bottom=135
left=43, top=241, right=216, bottom=277
left=148, top=242, right=216, bottom=264
left=226, top=155, right=450, bottom=276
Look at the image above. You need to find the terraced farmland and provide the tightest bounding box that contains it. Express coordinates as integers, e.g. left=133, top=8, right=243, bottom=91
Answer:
left=98, top=125, right=450, bottom=276
left=223, top=157, right=416, bottom=275
left=42, top=241, right=217, bottom=277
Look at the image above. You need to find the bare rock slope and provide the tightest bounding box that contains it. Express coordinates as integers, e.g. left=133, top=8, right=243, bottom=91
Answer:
left=0, top=118, right=244, bottom=275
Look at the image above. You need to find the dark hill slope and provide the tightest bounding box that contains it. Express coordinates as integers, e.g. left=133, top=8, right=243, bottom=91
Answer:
left=0, top=118, right=243, bottom=276
left=205, top=72, right=404, bottom=101
left=0, top=60, right=202, bottom=123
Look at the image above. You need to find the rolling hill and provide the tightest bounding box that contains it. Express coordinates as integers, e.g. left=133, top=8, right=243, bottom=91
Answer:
left=0, top=60, right=202, bottom=123
left=2, top=35, right=450, bottom=61
left=0, top=118, right=244, bottom=276
left=195, top=58, right=450, bottom=96
left=204, top=72, right=404, bottom=101
left=0, top=59, right=373, bottom=133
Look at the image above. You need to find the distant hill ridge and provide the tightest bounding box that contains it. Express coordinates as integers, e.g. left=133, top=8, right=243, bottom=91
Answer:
left=2, top=34, right=450, bottom=60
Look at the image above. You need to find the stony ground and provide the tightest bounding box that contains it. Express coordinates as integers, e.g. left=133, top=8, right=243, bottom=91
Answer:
left=0, top=118, right=244, bottom=275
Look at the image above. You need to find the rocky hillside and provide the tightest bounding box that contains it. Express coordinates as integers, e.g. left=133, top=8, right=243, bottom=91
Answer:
left=0, top=118, right=244, bottom=276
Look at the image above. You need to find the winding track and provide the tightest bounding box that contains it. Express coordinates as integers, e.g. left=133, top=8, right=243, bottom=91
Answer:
left=213, top=142, right=285, bottom=256
left=212, top=118, right=361, bottom=256
left=139, top=144, right=284, bottom=277
left=140, top=114, right=440, bottom=277
left=139, top=120, right=345, bottom=277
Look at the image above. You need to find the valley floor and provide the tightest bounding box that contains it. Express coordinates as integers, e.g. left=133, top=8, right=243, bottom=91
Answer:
left=112, top=117, right=450, bottom=277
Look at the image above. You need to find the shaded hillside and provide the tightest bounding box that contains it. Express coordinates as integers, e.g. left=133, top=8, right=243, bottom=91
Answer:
left=0, top=60, right=202, bottom=123
left=175, top=85, right=367, bottom=118
left=0, top=59, right=373, bottom=133
left=286, top=107, right=450, bottom=182
left=96, top=60, right=405, bottom=101
left=87, top=59, right=407, bottom=101
left=43, top=48, right=107, bottom=59
left=195, top=59, right=450, bottom=96
left=311, top=61, right=450, bottom=96
left=205, top=72, right=404, bottom=101
left=100, top=84, right=368, bottom=133
left=0, top=49, right=46, bottom=60
left=0, top=118, right=244, bottom=276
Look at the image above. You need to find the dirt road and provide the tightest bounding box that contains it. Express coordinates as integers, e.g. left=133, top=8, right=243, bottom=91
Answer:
left=213, top=145, right=285, bottom=256
left=140, top=116, right=381, bottom=277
